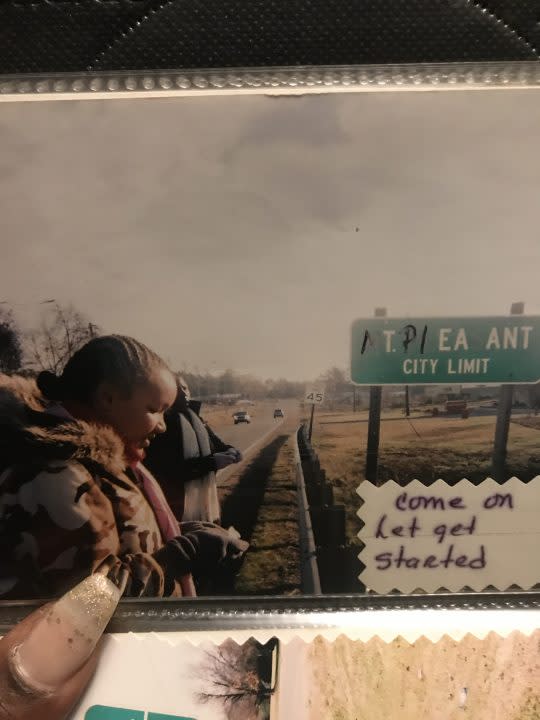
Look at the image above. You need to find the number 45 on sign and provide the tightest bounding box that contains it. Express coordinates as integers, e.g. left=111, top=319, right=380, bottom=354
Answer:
left=305, top=390, right=324, bottom=404
left=304, top=389, right=324, bottom=442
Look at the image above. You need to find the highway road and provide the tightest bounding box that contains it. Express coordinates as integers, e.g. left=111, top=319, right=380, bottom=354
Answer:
left=211, top=399, right=300, bottom=488
left=214, top=399, right=300, bottom=455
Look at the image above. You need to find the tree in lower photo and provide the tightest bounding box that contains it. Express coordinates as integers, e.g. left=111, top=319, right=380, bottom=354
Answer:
left=193, top=638, right=279, bottom=720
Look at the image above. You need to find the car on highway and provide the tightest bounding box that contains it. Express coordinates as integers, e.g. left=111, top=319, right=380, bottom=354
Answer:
left=273, top=408, right=284, bottom=419
left=233, top=410, right=251, bottom=424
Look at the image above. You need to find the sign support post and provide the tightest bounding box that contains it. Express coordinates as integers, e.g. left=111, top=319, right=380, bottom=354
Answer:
left=405, top=385, right=410, bottom=417
left=308, top=404, right=315, bottom=442
left=365, top=308, right=386, bottom=484
left=492, top=302, right=524, bottom=480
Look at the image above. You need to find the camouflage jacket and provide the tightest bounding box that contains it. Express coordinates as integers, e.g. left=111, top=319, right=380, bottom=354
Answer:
left=0, top=375, right=195, bottom=599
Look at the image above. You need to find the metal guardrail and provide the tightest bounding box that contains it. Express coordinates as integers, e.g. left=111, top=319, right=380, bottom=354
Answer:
left=297, top=424, right=362, bottom=594
left=292, top=426, right=322, bottom=595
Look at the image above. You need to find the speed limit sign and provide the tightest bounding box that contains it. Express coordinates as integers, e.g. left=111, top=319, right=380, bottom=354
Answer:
left=305, top=389, right=324, bottom=405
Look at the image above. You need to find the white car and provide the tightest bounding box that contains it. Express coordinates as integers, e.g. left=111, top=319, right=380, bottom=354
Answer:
left=233, top=411, right=251, bottom=424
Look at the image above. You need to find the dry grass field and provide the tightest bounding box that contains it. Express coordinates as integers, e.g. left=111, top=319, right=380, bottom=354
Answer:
left=307, top=631, right=540, bottom=720
left=310, top=410, right=540, bottom=545
left=223, top=436, right=301, bottom=595
left=197, top=402, right=301, bottom=596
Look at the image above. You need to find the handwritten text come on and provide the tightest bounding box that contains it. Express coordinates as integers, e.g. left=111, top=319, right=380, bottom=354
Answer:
left=358, top=477, right=540, bottom=594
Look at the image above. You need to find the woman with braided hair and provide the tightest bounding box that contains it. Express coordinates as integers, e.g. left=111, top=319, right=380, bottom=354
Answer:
left=0, top=335, right=247, bottom=600
left=145, top=376, right=243, bottom=524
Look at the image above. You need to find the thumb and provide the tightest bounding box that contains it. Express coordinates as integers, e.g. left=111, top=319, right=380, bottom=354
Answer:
left=0, top=573, right=121, bottom=720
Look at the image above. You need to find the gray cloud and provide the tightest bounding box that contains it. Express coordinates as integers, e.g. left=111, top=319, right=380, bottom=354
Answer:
left=1, top=90, right=540, bottom=380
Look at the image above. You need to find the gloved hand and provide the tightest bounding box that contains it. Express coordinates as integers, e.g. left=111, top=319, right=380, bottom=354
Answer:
left=224, top=447, right=243, bottom=463
left=158, top=523, right=249, bottom=578
left=183, top=521, right=249, bottom=564
left=213, top=451, right=238, bottom=470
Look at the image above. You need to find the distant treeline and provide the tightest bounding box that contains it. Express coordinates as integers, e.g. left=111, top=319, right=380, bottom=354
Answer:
left=178, top=369, right=306, bottom=400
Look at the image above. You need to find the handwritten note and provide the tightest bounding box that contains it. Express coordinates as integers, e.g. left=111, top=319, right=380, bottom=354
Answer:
left=358, top=477, right=540, bottom=593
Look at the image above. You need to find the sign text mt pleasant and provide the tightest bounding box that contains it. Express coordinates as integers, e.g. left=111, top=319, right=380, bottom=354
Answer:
left=351, top=316, right=540, bottom=385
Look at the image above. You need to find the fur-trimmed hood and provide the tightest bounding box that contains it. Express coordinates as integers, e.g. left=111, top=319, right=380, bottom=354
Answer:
left=0, top=374, right=126, bottom=477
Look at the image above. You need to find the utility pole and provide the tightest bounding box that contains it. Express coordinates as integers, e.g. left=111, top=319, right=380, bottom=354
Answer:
left=492, top=302, right=524, bottom=480
left=365, top=307, right=387, bottom=484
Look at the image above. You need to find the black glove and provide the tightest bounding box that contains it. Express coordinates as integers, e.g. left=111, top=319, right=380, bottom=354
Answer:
left=182, top=521, right=249, bottom=560
left=158, top=522, right=249, bottom=578
left=213, top=451, right=238, bottom=470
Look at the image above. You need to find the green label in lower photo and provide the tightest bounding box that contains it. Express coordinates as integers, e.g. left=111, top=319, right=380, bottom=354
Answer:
left=84, top=707, right=195, bottom=720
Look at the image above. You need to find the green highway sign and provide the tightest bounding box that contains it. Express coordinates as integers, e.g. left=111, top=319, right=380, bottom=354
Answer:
left=351, top=316, right=540, bottom=385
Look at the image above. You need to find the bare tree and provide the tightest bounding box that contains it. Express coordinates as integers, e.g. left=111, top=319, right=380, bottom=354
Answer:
left=193, top=638, right=276, bottom=720
left=0, top=308, right=23, bottom=373
left=27, top=303, right=100, bottom=373
left=317, top=366, right=352, bottom=409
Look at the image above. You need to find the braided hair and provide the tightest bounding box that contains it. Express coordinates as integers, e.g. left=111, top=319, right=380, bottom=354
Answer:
left=37, top=335, right=171, bottom=405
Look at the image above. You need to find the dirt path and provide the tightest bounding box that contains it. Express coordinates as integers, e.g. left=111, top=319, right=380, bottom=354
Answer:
left=307, top=632, right=540, bottom=720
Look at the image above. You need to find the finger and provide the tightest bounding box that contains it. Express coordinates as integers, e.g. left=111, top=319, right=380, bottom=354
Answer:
left=0, top=574, right=120, bottom=720
left=39, top=640, right=104, bottom=720
left=0, top=602, right=52, bottom=651
left=0, top=641, right=103, bottom=720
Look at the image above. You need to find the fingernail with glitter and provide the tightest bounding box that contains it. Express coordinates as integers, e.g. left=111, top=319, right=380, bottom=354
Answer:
left=9, top=574, right=121, bottom=695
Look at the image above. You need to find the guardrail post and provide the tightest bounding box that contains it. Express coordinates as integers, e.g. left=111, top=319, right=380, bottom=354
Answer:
left=320, top=505, right=346, bottom=546
left=298, top=423, right=363, bottom=593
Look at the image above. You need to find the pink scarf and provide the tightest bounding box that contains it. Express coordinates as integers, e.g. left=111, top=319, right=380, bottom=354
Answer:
left=132, top=463, right=197, bottom=598
left=131, top=462, right=180, bottom=541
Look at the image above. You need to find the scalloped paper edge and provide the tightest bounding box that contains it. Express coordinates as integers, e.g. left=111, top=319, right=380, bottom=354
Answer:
left=110, top=606, right=540, bottom=645
left=357, top=476, right=540, bottom=594
left=74, top=629, right=540, bottom=720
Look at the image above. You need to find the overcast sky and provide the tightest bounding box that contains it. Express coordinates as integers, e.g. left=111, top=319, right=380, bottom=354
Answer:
left=1, top=89, right=540, bottom=380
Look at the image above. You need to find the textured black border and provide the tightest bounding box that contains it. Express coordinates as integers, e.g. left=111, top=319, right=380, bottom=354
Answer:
left=2, top=1, right=540, bottom=74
